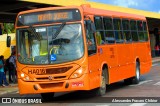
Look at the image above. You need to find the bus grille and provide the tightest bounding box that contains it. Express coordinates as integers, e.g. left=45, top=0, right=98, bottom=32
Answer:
left=45, top=66, right=72, bottom=74
left=36, top=76, right=66, bottom=80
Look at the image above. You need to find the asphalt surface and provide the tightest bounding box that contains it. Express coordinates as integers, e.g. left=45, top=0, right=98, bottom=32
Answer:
left=0, top=62, right=160, bottom=106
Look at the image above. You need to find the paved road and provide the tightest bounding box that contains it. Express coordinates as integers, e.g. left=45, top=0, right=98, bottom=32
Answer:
left=1, top=63, right=160, bottom=106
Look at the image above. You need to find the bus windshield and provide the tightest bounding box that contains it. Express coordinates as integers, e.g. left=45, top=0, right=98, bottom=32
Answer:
left=17, top=23, right=84, bottom=65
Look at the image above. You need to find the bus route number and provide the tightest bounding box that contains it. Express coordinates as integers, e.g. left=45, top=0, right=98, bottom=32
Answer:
left=28, top=68, right=46, bottom=75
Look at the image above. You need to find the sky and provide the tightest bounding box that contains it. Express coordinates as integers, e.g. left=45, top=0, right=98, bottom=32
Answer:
left=90, top=0, right=160, bottom=13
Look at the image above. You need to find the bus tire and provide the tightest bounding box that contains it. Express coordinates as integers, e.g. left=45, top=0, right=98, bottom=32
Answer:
left=95, top=68, right=107, bottom=96
left=41, top=92, right=55, bottom=101
left=133, top=61, right=140, bottom=84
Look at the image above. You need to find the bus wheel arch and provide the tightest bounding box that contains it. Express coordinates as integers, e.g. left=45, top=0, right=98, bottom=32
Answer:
left=136, top=58, right=140, bottom=69
left=102, top=64, right=109, bottom=85
left=124, top=58, right=141, bottom=85
left=93, top=64, right=108, bottom=96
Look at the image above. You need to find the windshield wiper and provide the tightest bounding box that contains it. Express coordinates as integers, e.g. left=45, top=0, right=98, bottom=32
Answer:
left=27, top=25, right=42, bottom=41
left=52, top=22, right=66, bottom=39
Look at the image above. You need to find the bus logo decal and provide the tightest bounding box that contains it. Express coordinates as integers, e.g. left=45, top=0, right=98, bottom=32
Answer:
left=48, top=76, right=53, bottom=80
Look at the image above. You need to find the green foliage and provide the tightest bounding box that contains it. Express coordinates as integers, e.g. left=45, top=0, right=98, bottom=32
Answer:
left=2, top=23, right=15, bottom=34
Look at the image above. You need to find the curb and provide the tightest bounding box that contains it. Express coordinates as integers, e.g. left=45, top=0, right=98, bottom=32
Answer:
left=0, top=85, right=18, bottom=96
left=0, top=89, right=18, bottom=95
left=152, top=60, right=160, bottom=64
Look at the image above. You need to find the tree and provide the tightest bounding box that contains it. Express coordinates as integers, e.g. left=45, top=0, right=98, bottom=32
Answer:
left=2, top=23, right=15, bottom=34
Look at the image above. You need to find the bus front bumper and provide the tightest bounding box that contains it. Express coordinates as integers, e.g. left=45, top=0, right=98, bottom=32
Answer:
left=18, top=74, right=90, bottom=95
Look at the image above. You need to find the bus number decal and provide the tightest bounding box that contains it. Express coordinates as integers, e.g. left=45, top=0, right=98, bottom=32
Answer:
left=110, top=48, right=115, bottom=58
left=28, top=68, right=46, bottom=75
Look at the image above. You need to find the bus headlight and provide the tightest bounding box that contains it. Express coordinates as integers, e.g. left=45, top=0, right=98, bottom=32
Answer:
left=20, top=73, right=33, bottom=81
left=21, top=73, right=25, bottom=77
left=70, top=67, right=83, bottom=79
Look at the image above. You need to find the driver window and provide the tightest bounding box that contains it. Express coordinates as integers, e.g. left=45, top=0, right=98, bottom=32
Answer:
left=85, top=20, right=97, bottom=55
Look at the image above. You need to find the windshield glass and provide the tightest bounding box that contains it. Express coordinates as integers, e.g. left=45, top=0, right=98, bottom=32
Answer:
left=17, top=23, right=84, bottom=65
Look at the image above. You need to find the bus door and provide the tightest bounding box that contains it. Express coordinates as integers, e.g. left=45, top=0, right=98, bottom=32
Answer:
left=85, top=20, right=100, bottom=89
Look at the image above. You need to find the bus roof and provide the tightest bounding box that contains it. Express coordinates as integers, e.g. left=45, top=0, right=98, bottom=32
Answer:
left=81, top=5, right=146, bottom=20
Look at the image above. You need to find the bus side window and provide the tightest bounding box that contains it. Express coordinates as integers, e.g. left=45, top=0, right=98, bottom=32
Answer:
left=96, top=31, right=105, bottom=45
left=122, top=19, right=132, bottom=42
left=85, top=20, right=97, bottom=55
left=137, top=20, right=145, bottom=42
left=143, top=21, right=149, bottom=41
left=94, top=16, right=105, bottom=45
left=103, top=17, right=115, bottom=44
left=130, top=20, right=138, bottom=42
left=113, top=18, right=124, bottom=43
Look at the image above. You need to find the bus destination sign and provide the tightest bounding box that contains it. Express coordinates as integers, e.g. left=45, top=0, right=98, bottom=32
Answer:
left=38, top=12, right=70, bottom=22
left=17, top=9, right=81, bottom=26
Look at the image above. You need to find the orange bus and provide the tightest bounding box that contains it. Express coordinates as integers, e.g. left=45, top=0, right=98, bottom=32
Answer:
left=9, top=4, right=152, bottom=100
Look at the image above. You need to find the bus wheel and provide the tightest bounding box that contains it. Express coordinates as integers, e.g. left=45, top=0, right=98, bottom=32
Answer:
left=133, top=62, right=140, bottom=84
left=41, top=92, right=55, bottom=101
left=95, top=68, right=107, bottom=96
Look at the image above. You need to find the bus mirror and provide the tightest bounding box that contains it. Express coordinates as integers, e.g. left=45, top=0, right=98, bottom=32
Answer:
left=91, top=23, right=96, bottom=33
left=6, top=36, right=11, bottom=47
